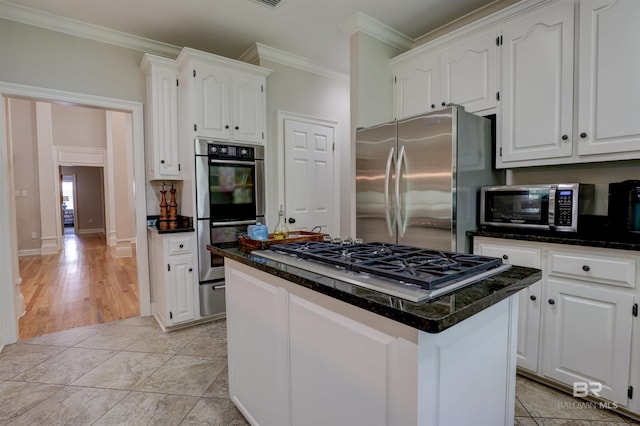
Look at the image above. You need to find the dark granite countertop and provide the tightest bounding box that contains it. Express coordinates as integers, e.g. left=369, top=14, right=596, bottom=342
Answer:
left=468, top=229, right=640, bottom=251
left=208, top=243, right=541, bottom=334
left=147, top=216, right=194, bottom=234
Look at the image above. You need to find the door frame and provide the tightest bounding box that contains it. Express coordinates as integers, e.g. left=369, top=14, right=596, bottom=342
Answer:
left=0, top=81, right=150, bottom=346
left=277, top=110, right=340, bottom=235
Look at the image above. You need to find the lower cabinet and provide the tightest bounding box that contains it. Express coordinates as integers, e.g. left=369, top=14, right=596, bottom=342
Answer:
left=474, top=237, right=639, bottom=411
left=148, top=232, right=198, bottom=330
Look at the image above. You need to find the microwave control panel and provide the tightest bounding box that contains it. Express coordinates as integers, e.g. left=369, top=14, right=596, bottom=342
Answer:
left=556, top=190, right=574, bottom=226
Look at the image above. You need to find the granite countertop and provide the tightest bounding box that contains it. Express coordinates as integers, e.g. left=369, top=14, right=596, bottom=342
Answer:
left=468, top=229, right=640, bottom=251
left=147, top=216, right=195, bottom=234
left=208, top=243, right=541, bottom=334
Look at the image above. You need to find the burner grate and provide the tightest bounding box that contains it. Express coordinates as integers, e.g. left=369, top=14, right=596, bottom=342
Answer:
left=269, top=242, right=503, bottom=290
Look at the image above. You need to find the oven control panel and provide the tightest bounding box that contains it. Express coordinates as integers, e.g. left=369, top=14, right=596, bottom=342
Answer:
left=208, top=143, right=254, bottom=160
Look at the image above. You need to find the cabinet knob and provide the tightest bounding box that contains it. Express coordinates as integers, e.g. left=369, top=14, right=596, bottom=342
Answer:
left=235, top=126, right=239, bottom=130
left=582, top=265, right=590, bottom=272
left=530, top=295, right=537, bottom=301
left=288, top=217, right=296, bottom=224
left=502, top=254, right=509, bottom=260
left=188, top=268, right=193, bottom=272
left=160, top=160, right=165, bottom=164
left=179, top=244, right=184, bottom=248
left=441, top=102, right=446, bottom=107
left=225, top=125, right=229, bottom=129
left=548, top=299, right=555, bottom=305
left=561, top=134, right=568, bottom=141
left=431, top=104, right=436, bottom=109
left=580, top=132, right=587, bottom=139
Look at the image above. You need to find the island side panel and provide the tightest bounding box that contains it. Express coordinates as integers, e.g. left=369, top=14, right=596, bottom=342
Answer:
left=417, top=295, right=518, bottom=426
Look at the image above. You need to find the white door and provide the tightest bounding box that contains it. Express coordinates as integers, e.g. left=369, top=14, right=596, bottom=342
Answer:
left=284, top=119, right=335, bottom=234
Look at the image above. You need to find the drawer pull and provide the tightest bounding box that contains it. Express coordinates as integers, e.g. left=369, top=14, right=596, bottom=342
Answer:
left=188, top=268, right=193, bottom=272
left=530, top=295, right=537, bottom=301
left=582, top=265, right=590, bottom=272
left=502, top=254, right=509, bottom=260
left=179, top=244, right=184, bottom=249
left=548, top=299, right=555, bottom=305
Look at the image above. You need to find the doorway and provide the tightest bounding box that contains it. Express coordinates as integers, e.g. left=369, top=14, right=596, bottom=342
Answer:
left=0, top=82, right=150, bottom=346
left=61, top=174, right=76, bottom=234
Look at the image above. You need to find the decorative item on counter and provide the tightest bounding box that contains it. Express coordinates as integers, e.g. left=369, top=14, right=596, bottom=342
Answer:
left=158, top=182, right=168, bottom=230
left=169, top=183, right=178, bottom=229
left=273, top=205, right=289, bottom=239
left=247, top=222, right=268, bottom=240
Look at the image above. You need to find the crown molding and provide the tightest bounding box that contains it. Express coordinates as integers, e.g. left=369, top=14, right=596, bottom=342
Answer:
left=239, top=43, right=349, bottom=82
left=339, top=12, right=412, bottom=52
left=0, top=0, right=181, bottom=57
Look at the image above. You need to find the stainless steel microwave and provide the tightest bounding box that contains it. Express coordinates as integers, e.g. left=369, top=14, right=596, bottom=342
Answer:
left=479, top=184, right=595, bottom=232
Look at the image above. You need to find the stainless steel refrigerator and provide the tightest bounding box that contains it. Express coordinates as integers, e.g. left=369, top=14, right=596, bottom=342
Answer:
left=355, top=106, right=504, bottom=253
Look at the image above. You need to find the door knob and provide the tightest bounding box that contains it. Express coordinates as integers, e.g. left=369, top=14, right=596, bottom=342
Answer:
left=502, top=254, right=509, bottom=260
left=288, top=217, right=296, bottom=224
left=530, top=295, right=537, bottom=301
left=548, top=299, right=555, bottom=305
left=582, top=265, right=590, bottom=272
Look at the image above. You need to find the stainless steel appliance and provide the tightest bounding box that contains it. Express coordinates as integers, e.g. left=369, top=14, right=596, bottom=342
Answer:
left=480, top=183, right=595, bottom=232
left=195, top=139, right=265, bottom=316
left=608, top=180, right=640, bottom=236
left=252, top=241, right=510, bottom=302
left=356, top=106, right=503, bottom=253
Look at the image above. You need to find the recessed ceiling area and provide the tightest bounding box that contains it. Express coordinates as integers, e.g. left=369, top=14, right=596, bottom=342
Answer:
left=0, top=0, right=515, bottom=75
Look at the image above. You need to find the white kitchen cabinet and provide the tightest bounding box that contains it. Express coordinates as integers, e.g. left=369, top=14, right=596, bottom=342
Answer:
left=498, top=0, right=575, bottom=166
left=148, top=232, right=197, bottom=329
left=474, top=239, right=542, bottom=373
left=392, top=29, right=498, bottom=119
left=179, top=48, right=270, bottom=144
left=576, top=0, right=640, bottom=158
left=543, top=276, right=634, bottom=404
left=439, top=29, right=498, bottom=114
left=225, top=263, right=290, bottom=426
left=393, top=54, right=439, bottom=119
left=140, top=54, right=181, bottom=180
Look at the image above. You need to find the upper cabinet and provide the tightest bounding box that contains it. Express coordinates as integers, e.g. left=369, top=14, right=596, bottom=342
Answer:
left=140, top=54, right=181, bottom=180
left=499, top=0, right=575, bottom=165
left=178, top=48, right=271, bottom=145
left=576, top=0, right=640, bottom=157
left=498, top=0, right=640, bottom=168
left=391, top=28, right=498, bottom=119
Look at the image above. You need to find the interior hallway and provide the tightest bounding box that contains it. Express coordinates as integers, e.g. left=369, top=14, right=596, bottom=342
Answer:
left=17, top=232, right=139, bottom=340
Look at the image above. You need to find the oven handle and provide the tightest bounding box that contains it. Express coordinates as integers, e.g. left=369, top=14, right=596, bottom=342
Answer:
left=384, top=146, right=395, bottom=237
left=211, top=219, right=257, bottom=227
left=208, top=159, right=256, bottom=166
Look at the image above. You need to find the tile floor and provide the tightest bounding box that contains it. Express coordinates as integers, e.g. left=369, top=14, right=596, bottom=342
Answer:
left=0, top=316, right=637, bottom=425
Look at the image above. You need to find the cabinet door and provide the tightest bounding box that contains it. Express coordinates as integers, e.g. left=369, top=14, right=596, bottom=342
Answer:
left=543, top=278, right=633, bottom=404
left=166, top=254, right=196, bottom=324
left=393, top=55, right=439, bottom=119
left=225, top=264, right=290, bottom=426
left=499, top=1, right=574, bottom=165
left=150, top=65, right=180, bottom=179
left=475, top=241, right=542, bottom=372
left=577, top=0, right=640, bottom=157
left=439, top=30, right=498, bottom=113
left=231, top=72, right=265, bottom=144
left=194, top=62, right=231, bottom=139
left=288, top=293, right=406, bottom=426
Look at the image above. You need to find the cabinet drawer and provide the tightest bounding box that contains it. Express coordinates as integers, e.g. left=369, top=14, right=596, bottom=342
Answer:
left=167, top=237, right=192, bottom=255
left=476, top=243, right=541, bottom=269
left=547, top=251, right=636, bottom=288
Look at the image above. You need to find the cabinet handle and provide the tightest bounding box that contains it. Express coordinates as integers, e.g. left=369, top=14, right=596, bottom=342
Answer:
left=530, top=295, right=537, bottom=301
left=502, top=254, right=509, bottom=260
left=561, top=134, right=568, bottom=141
left=430, top=104, right=435, bottom=109
left=160, top=160, right=165, bottom=164
left=582, top=265, right=590, bottom=272
left=580, top=132, right=587, bottom=139
left=179, top=244, right=184, bottom=248
left=548, top=299, right=555, bottom=305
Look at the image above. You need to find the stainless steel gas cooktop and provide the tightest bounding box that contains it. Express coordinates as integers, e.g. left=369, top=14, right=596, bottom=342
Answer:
left=251, top=242, right=511, bottom=302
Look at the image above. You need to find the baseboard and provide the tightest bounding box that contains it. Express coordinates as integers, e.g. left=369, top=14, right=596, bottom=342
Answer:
left=40, top=237, right=58, bottom=255
left=113, top=240, right=133, bottom=258
left=18, top=248, right=42, bottom=256
left=77, top=228, right=105, bottom=235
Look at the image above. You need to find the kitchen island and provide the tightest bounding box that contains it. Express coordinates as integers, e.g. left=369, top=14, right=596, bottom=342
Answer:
left=209, top=244, right=540, bottom=426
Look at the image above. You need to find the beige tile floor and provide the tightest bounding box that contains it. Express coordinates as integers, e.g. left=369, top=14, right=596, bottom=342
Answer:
left=0, top=316, right=637, bottom=425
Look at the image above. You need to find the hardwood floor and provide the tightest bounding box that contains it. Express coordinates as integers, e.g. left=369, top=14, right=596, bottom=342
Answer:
left=17, top=230, right=139, bottom=340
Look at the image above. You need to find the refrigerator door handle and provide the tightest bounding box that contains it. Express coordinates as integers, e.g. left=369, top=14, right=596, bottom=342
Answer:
left=384, top=146, right=395, bottom=237
left=396, top=145, right=407, bottom=237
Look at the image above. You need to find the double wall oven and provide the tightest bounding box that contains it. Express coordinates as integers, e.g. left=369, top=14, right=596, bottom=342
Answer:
left=195, top=139, right=265, bottom=316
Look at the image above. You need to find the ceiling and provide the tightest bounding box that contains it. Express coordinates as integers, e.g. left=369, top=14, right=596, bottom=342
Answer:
left=2, top=0, right=506, bottom=75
